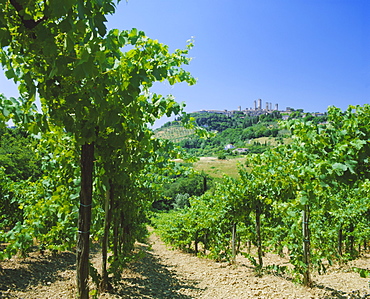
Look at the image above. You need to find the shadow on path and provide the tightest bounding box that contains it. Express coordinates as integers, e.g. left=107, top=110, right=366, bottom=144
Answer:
left=112, top=244, right=203, bottom=299
left=314, top=284, right=370, bottom=299
left=0, top=251, right=75, bottom=293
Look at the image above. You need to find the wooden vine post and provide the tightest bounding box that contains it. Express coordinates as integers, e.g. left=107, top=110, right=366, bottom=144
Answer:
left=231, top=222, right=237, bottom=264
left=76, top=143, right=95, bottom=298
left=255, top=200, right=263, bottom=268
left=302, top=204, right=311, bottom=286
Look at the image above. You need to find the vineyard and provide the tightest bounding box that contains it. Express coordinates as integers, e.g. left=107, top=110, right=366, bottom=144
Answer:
left=154, top=105, right=370, bottom=286
left=154, top=124, right=195, bottom=143
left=0, top=1, right=201, bottom=298
left=0, top=1, right=369, bottom=298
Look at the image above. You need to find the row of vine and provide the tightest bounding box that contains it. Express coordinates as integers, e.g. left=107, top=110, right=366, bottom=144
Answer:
left=0, top=1, right=202, bottom=298
left=154, top=105, right=370, bottom=285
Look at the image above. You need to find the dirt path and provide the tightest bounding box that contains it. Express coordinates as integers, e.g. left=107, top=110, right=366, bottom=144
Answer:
left=109, top=231, right=370, bottom=299
left=1, top=230, right=370, bottom=298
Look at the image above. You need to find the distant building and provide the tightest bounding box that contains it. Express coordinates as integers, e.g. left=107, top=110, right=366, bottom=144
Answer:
left=258, top=99, right=262, bottom=110
left=233, top=148, right=249, bottom=154
left=224, top=144, right=235, bottom=150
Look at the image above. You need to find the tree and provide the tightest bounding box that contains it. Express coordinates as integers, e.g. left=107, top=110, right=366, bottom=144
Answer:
left=0, top=127, right=42, bottom=181
left=0, top=127, right=43, bottom=233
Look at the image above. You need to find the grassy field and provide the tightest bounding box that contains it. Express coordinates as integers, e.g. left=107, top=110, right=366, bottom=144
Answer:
left=192, top=156, right=247, bottom=179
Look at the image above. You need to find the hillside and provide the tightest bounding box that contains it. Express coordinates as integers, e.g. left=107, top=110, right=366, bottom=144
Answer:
left=154, top=110, right=326, bottom=156
left=154, top=111, right=305, bottom=156
left=153, top=123, right=195, bottom=143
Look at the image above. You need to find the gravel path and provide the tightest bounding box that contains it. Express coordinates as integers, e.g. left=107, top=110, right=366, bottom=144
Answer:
left=1, top=229, right=370, bottom=298
left=110, top=231, right=370, bottom=299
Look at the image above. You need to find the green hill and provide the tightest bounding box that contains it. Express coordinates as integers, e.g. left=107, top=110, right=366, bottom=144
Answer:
left=154, top=111, right=325, bottom=156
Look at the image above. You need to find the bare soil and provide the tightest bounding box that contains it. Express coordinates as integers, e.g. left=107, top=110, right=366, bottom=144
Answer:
left=1, top=230, right=369, bottom=298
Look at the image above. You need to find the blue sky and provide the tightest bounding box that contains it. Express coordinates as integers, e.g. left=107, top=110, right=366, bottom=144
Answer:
left=1, top=0, right=369, bottom=127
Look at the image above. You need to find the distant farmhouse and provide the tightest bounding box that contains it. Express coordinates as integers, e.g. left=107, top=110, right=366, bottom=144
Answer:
left=224, top=144, right=235, bottom=150
left=224, top=144, right=249, bottom=154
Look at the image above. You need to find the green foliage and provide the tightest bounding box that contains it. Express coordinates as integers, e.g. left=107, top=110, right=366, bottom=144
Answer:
left=0, top=0, right=367, bottom=293
left=154, top=178, right=251, bottom=262
left=154, top=171, right=213, bottom=210
left=0, top=166, right=21, bottom=229
left=170, top=112, right=284, bottom=156
left=0, top=128, right=44, bottom=230
left=353, top=267, right=370, bottom=278
left=158, top=110, right=325, bottom=157
left=217, top=153, right=226, bottom=160
left=0, top=1, right=201, bottom=296
left=173, top=193, right=190, bottom=210
left=1, top=129, right=80, bottom=257
left=154, top=105, right=370, bottom=285
left=0, top=127, right=42, bottom=181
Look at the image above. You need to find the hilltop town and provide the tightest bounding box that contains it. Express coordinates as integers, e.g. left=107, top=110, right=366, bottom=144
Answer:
left=193, top=99, right=325, bottom=119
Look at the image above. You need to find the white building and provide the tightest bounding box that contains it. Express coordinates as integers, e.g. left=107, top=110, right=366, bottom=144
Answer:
left=224, top=144, right=235, bottom=150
